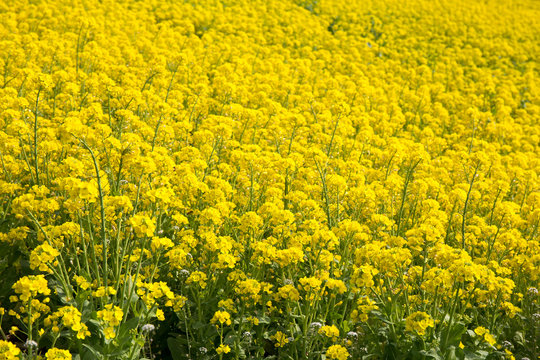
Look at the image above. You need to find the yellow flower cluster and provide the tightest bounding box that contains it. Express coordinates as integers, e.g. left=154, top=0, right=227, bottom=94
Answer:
left=29, top=243, right=60, bottom=272
left=0, top=340, right=20, bottom=360
left=96, top=304, right=123, bottom=339
left=44, top=306, right=90, bottom=339
left=474, top=326, right=497, bottom=347
left=211, top=310, right=232, bottom=326
left=272, top=331, right=289, bottom=348
left=319, top=325, right=340, bottom=341
left=326, top=344, right=350, bottom=360
left=45, top=348, right=72, bottom=360
left=216, top=344, right=231, bottom=354
left=11, top=275, right=50, bottom=303
left=9, top=275, right=51, bottom=328
left=405, top=311, right=435, bottom=336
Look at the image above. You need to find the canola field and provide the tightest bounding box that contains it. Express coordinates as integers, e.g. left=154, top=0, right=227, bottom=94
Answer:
left=0, top=0, right=539, bottom=359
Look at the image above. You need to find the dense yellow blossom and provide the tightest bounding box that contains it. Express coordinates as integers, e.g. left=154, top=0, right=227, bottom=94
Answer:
left=45, top=348, right=72, bottom=360
left=44, top=306, right=90, bottom=339
left=216, top=344, right=231, bottom=354
left=318, top=325, right=340, bottom=341
left=96, top=304, right=123, bottom=339
left=211, top=310, right=232, bottom=326
left=29, top=243, right=60, bottom=272
left=326, top=345, right=350, bottom=360
left=405, top=311, right=435, bottom=336
left=0, top=340, right=20, bottom=360
left=12, top=275, right=50, bottom=302
left=272, top=331, right=289, bottom=348
left=0, top=0, right=538, bottom=358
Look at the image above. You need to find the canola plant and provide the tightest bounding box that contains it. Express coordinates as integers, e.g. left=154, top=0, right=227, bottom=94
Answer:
left=0, top=0, right=538, bottom=359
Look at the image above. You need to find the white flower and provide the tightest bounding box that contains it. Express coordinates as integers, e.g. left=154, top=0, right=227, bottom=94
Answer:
left=25, top=340, right=38, bottom=348
left=179, top=269, right=190, bottom=276
left=142, top=324, right=155, bottom=333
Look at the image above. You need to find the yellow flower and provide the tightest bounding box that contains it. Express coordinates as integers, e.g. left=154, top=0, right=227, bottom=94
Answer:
left=45, top=348, right=72, bottom=359
left=246, top=316, right=259, bottom=325
left=474, top=326, right=488, bottom=336
left=351, top=296, right=378, bottom=322
left=92, top=286, right=116, bottom=298
left=0, top=340, right=20, bottom=360
left=326, top=345, right=350, bottom=360
left=484, top=333, right=497, bottom=347
left=235, top=279, right=262, bottom=303
left=97, top=304, right=123, bottom=327
left=103, top=327, right=116, bottom=340
left=278, top=284, right=300, bottom=301
left=171, top=295, right=188, bottom=312
left=156, top=308, right=165, bottom=321
left=186, top=271, right=208, bottom=289
left=216, top=344, right=231, bottom=354
left=73, top=276, right=91, bottom=291
left=29, top=243, right=60, bottom=272
left=150, top=237, right=174, bottom=252
left=211, top=310, right=231, bottom=326
left=44, top=306, right=90, bottom=339
left=218, top=299, right=235, bottom=312
left=318, top=325, right=340, bottom=341
left=272, top=331, right=289, bottom=347
left=129, top=214, right=156, bottom=237
left=405, top=312, right=435, bottom=336
left=325, top=278, right=347, bottom=294
left=12, top=275, right=51, bottom=302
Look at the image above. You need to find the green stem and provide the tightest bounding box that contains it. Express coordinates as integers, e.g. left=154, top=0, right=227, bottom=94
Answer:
left=461, top=163, right=480, bottom=249
left=33, top=88, right=41, bottom=186
left=78, top=138, right=109, bottom=290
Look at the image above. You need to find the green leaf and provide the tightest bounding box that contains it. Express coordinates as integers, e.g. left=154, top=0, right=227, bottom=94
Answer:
left=82, top=343, right=103, bottom=360
left=118, top=316, right=141, bottom=339
left=88, top=319, right=102, bottom=329
left=371, top=310, right=395, bottom=325
left=259, top=315, right=271, bottom=324
left=192, top=320, right=208, bottom=330
left=419, top=348, right=443, bottom=360
left=443, top=322, right=467, bottom=347
left=168, top=337, right=188, bottom=360
left=342, top=320, right=350, bottom=333
left=444, top=346, right=460, bottom=360
left=104, top=347, right=132, bottom=358
left=513, top=331, right=525, bottom=345
left=362, top=355, right=379, bottom=359
left=464, top=350, right=489, bottom=360
left=383, top=342, right=399, bottom=360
